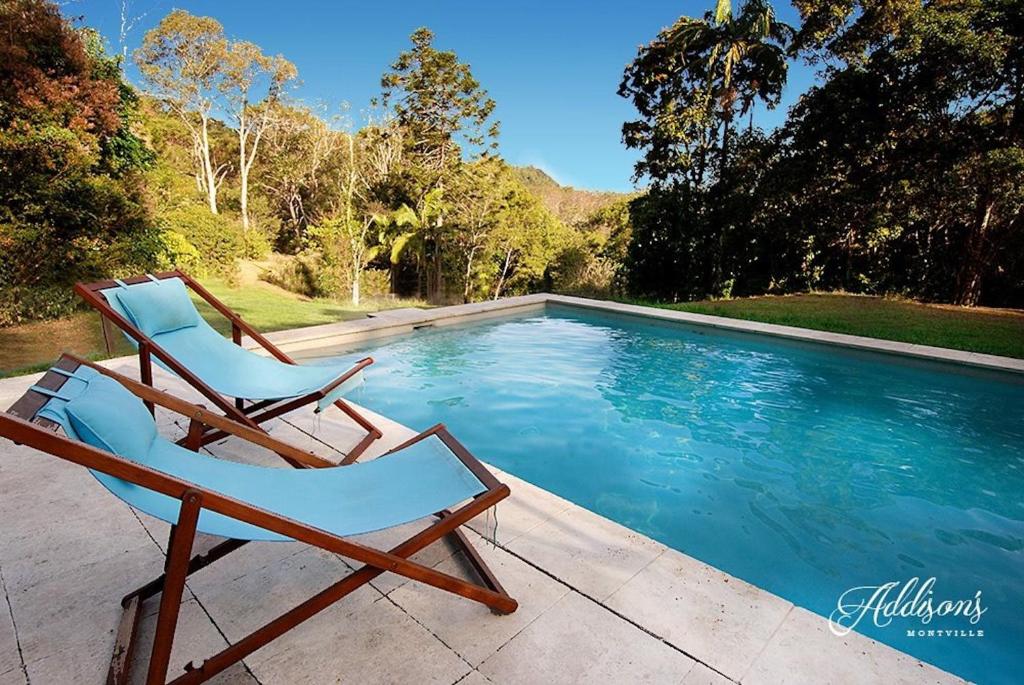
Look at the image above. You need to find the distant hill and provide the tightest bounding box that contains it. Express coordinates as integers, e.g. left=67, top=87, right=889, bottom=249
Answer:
left=514, top=166, right=635, bottom=228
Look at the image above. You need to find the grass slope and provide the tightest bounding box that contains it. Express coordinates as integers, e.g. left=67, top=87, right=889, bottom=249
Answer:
left=662, top=293, right=1024, bottom=359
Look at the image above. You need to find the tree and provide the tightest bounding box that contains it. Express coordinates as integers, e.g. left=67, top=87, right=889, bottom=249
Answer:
left=135, top=10, right=228, bottom=214
left=762, top=0, right=1024, bottom=305
left=380, top=27, right=498, bottom=178
left=0, top=0, right=156, bottom=322
left=619, top=0, right=791, bottom=186
left=220, top=41, right=297, bottom=235
left=384, top=187, right=447, bottom=297
left=618, top=0, right=791, bottom=300
left=449, top=158, right=509, bottom=301
left=379, top=27, right=499, bottom=300
left=256, top=103, right=341, bottom=248
left=313, top=120, right=404, bottom=305
left=487, top=182, right=569, bottom=300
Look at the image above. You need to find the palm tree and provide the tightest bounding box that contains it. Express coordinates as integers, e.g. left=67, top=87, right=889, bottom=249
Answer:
left=381, top=188, right=446, bottom=297
left=667, top=0, right=792, bottom=180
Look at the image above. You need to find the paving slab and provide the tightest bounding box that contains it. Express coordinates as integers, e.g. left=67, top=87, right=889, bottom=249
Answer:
left=354, top=518, right=462, bottom=596
left=12, top=545, right=164, bottom=681
left=454, top=671, right=492, bottom=685
left=0, top=581, right=21, bottom=681
left=683, top=663, right=735, bottom=685
left=742, top=607, right=964, bottom=685
left=388, top=530, right=571, bottom=666
left=605, top=548, right=792, bottom=680
left=187, top=544, right=380, bottom=646
left=245, top=595, right=472, bottom=685
left=0, top=469, right=154, bottom=593
left=0, top=668, right=25, bottom=685
left=128, top=599, right=256, bottom=685
left=478, top=591, right=696, bottom=683
left=465, top=469, right=574, bottom=545
left=504, top=502, right=665, bottom=601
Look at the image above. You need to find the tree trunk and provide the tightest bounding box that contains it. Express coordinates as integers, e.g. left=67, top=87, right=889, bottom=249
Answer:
left=351, top=272, right=361, bottom=306
left=463, top=246, right=478, bottom=303
left=200, top=115, right=218, bottom=214
left=493, top=249, right=513, bottom=300
left=240, top=170, right=250, bottom=234
left=239, top=119, right=249, bottom=234
left=954, top=191, right=995, bottom=307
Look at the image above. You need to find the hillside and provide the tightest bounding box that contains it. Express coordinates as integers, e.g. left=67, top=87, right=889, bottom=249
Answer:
left=515, top=166, right=634, bottom=227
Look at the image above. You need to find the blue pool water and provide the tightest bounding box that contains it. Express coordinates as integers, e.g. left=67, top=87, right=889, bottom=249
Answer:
left=318, top=307, right=1024, bottom=683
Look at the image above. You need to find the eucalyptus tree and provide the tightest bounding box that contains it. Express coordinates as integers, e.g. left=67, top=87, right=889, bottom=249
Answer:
left=449, top=158, right=511, bottom=302
left=220, top=42, right=296, bottom=235
left=256, top=104, right=341, bottom=246
left=135, top=10, right=228, bottom=213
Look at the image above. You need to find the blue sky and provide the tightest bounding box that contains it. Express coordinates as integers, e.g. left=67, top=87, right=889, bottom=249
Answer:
left=67, top=0, right=817, bottom=192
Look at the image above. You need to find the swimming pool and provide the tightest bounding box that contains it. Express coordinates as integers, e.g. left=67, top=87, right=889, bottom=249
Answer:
left=314, top=305, right=1023, bottom=684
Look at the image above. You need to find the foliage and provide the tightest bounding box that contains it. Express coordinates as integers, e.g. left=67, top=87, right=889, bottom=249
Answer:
left=514, top=166, right=633, bottom=228
left=620, top=0, right=791, bottom=186
left=260, top=252, right=324, bottom=297
left=135, top=9, right=229, bottom=214
left=0, top=0, right=159, bottom=324
left=380, top=27, right=498, bottom=181
left=3, top=4, right=589, bottom=326
left=157, top=204, right=244, bottom=276
left=620, top=0, right=1024, bottom=308
left=753, top=0, right=1024, bottom=306
left=0, top=286, right=82, bottom=327
left=553, top=197, right=634, bottom=296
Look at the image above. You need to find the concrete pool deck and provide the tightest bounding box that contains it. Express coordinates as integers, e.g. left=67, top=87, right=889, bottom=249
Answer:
left=0, top=295, right=992, bottom=684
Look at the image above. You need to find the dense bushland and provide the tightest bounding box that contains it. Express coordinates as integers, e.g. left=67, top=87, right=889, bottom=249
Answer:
left=620, top=0, right=1024, bottom=307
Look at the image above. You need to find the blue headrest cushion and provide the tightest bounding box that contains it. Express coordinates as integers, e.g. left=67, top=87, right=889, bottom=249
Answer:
left=115, top=278, right=200, bottom=337
left=65, top=375, right=157, bottom=459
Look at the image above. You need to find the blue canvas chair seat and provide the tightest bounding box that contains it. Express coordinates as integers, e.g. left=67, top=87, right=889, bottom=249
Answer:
left=35, top=366, right=484, bottom=541
left=99, top=279, right=361, bottom=406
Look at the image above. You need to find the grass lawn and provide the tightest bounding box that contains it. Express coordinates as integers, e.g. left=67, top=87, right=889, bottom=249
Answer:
left=0, top=278, right=425, bottom=377
left=660, top=293, right=1024, bottom=359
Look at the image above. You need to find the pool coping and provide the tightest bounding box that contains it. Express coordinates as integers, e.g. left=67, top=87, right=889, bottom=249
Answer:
left=251, top=293, right=1024, bottom=375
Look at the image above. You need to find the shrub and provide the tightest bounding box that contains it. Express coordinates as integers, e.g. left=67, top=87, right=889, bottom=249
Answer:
left=0, top=286, right=81, bottom=327
left=260, top=252, right=324, bottom=297
left=360, top=268, right=391, bottom=299
left=157, top=204, right=243, bottom=277
left=156, top=229, right=203, bottom=274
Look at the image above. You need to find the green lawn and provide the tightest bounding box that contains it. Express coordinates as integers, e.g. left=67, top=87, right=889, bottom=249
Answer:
left=659, top=293, right=1024, bottom=359
left=0, top=278, right=425, bottom=377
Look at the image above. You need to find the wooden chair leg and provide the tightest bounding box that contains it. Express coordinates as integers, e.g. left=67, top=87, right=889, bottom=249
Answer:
left=146, top=491, right=202, bottom=685
left=139, top=343, right=155, bottom=416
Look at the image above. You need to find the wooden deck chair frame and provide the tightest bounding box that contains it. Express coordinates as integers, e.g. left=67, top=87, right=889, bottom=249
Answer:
left=1, top=354, right=517, bottom=685
left=75, top=270, right=382, bottom=466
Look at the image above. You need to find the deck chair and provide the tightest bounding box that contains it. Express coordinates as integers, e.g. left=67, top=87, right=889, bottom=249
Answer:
left=75, top=271, right=382, bottom=465
left=0, top=354, right=517, bottom=685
